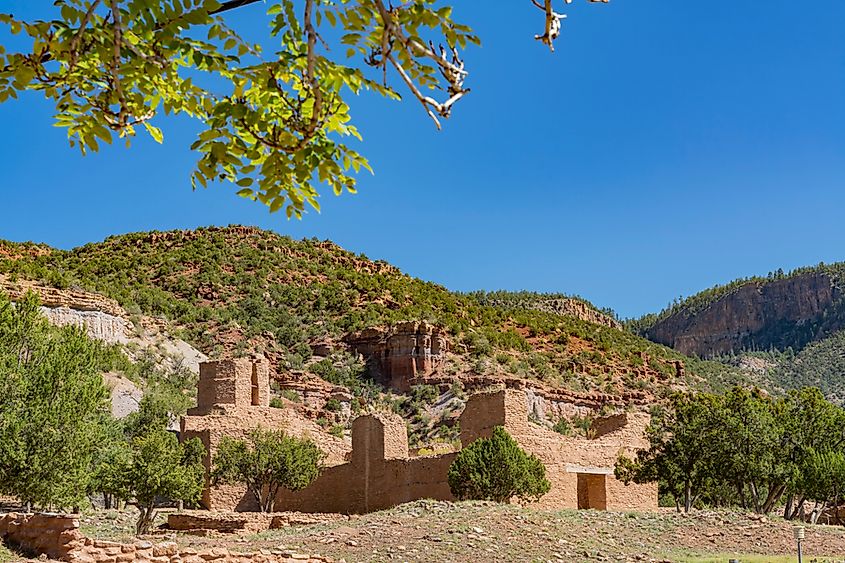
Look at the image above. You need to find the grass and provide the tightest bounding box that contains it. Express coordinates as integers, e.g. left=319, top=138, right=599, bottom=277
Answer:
left=0, top=544, right=21, bottom=563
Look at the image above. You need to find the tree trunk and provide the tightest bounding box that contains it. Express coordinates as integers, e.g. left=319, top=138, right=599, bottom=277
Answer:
left=783, top=494, right=794, bottom=520
left=684, top=482, right=692, bottom=513
left=749, top=481, right=762, bottom=514
left=135, top=502, right=157, bottom=536
left=762, top=483, right=785, bottom=515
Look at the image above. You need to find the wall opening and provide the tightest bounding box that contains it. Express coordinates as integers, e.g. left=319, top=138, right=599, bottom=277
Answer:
left=577, top=473, right=607, bottom=510
left=251, top=365, right=260, bottom=406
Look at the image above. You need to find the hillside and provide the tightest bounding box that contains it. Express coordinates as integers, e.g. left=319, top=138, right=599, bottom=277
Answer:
left=0, top=226, right=743, bottom=443
left=632, top=263, right=845, bottom=402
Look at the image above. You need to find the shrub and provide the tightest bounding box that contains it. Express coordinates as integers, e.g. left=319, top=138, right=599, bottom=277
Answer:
left=325, top=398, right=342, bottom=412
left=212, top=428, right=324, bottom=512
left=280, top=389, right=301, bottom=403
left=269, top=397, right=284, bottom=409
left=447, top=426, right=550, bottom=503
left=553, top=418, right=572, bottom=436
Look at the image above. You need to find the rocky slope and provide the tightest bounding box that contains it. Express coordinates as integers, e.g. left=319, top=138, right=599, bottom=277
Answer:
left=0, top=226, right=743, bottom=444
left=645, top=271, right=843, bottom=357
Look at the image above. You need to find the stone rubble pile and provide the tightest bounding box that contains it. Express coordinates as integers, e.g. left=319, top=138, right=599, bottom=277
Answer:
left=0, top=513, right=332, bottom=563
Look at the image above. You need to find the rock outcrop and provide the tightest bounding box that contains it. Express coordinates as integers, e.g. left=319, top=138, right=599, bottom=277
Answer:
left=484, top=297, right=621, bottom=329
left=345, top=322, right=448, bottom=391
left=647, top=272, right=842, bottom=357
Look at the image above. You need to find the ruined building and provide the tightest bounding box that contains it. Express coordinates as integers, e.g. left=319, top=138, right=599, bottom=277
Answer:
left=183, top=359, right=657, bottom=513
left=181, top=359, right=351, bottom=510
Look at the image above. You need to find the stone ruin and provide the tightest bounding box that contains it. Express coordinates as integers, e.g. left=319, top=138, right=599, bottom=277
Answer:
left=183, top=359, right=657, bottom=514
left=345, top=321, right=448, bottom=392
left=181, top=358, right=351, bottom=511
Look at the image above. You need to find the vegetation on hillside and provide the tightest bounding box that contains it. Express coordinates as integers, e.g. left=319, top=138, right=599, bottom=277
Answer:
left=766, top=331, right=845, bottom=405
left=0, top=227, right=741, bottom=398
left=628, top=262, right=845, bottom=336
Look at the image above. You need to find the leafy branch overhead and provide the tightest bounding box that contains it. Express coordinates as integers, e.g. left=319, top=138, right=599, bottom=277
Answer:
left=0, top=1, right=606, bottom=217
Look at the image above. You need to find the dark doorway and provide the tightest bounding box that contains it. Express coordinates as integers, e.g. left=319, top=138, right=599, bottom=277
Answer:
left=577, top=473, right=607, bottom=510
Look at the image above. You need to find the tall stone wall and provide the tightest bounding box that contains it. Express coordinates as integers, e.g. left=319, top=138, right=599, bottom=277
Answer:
left=185, top=360, right=657, bottom=515
left=182, top=359, right=350, bottom=511
left=277, top=413, right=456, bottom=514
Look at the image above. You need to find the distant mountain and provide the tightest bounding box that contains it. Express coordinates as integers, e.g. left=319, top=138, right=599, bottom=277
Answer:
left=632, top=263, right=845, bottom=402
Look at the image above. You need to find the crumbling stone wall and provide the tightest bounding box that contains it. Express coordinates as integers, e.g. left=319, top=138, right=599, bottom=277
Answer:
left=0, top=512, right=330, bottom=562
left=185, top=360, right=656, bottom=514
left=454, top=389, right=655, bottom=510
left=276, top=413, right=456, bottom=514
left=181, top=359, right=350, bottom=511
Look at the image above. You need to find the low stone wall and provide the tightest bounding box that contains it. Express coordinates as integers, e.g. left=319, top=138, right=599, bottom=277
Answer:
left=0, top=512, right=331, bottom=562
left=167, top=511, right=345, bottom=534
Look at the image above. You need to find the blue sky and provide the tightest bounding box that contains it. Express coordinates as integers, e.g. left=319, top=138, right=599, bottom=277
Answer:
left=1, top=1, right=844, bottom=319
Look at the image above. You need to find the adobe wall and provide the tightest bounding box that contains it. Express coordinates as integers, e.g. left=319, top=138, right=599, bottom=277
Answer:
left=0, top=512, right=330, bottom=562
left=454, top=389, right=657, bottom=511
left=276, top=413, right=456, bottom=514
left=184, top=360, right=656, bottom=515
left=182, top=359, right=350, bottom=511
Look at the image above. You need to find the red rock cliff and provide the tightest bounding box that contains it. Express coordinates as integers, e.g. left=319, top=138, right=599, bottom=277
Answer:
left=646, top=272, right=841, bottom=357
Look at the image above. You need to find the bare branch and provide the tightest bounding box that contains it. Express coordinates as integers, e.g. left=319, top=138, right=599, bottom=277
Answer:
left=208, top=0, right=264, bottom=17
left=69, top=0, right=103, bottom=68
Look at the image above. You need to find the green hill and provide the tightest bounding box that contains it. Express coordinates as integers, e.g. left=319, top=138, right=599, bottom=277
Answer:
left=0, top=226, right=740, bottom=401
left=629, top=262, right=845, bottom=403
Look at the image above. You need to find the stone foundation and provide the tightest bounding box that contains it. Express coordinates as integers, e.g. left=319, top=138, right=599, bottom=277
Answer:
left=0, top=512, right=331, bottom=562
left=167, top=511, right=345, bottom=534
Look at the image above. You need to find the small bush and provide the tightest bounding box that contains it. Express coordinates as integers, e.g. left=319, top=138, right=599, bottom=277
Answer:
left=269, top=397, right=284, bottom=409
left=329, top=425, right=344, bottom=438
left=325, top=398, right=342, bottom=412
left=280, top=389, right=301, bottom=403
left=447, top=426, right=550, bottom=503
left=552, top=418, right=571, bottom=436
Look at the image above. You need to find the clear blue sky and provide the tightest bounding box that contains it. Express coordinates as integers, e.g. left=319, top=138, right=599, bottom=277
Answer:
left=2, top=1, right=844, bottom=319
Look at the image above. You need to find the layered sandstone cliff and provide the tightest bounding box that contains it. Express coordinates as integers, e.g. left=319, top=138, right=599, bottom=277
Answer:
left=646, top=272, right=842, bottom=357
left=484, top=297, right=621, bottom=329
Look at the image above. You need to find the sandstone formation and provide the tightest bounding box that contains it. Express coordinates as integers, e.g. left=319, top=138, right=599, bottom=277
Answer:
left=0, top=274, right=207, bottom=373
left=185, top=359, right=656, bottom=514
left=345, top=322, right=448, bottom=391
left=484, top=297, right=622, bottom=329
left=647, top=272, right=842, bottom=357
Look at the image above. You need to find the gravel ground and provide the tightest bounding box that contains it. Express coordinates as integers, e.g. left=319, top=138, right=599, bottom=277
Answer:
left=6, top=500, right=845, bottom=562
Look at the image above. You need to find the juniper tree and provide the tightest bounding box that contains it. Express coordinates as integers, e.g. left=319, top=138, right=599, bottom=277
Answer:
left=212, top=427, right=324, bottom=512
left=0, top=291, right=113, bottom=510
left=447, top=426, right=550, bottom=503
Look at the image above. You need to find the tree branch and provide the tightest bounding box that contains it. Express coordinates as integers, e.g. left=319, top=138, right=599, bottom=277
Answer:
left=209, top=0, right=264, bottom=17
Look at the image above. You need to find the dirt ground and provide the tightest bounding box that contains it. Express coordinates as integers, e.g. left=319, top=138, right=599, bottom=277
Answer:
left=5, top=500, right=845, bottom=562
